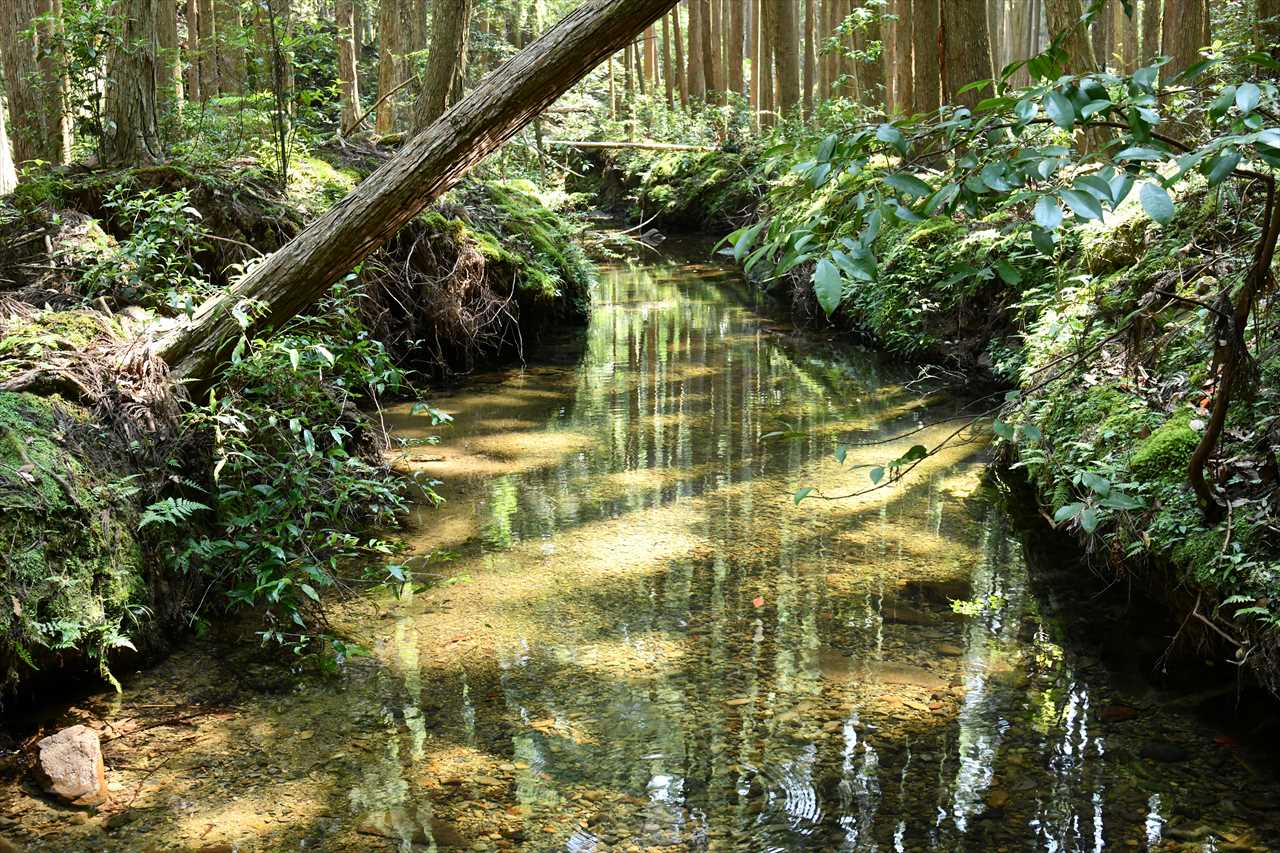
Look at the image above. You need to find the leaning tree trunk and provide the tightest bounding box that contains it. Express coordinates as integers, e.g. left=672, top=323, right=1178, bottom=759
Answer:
left=414, top=0, right=474, bottom=129
left=156, top=0, right=682, bottom=386
left=103, top=0, right=162, bottom=165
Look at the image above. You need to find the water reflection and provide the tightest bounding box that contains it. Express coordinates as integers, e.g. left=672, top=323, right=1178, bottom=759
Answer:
left=11, top=251, right=1278, bottom=852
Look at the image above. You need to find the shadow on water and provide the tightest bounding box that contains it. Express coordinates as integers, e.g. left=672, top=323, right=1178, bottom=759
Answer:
left=3, top=244, right=1280, bottom=852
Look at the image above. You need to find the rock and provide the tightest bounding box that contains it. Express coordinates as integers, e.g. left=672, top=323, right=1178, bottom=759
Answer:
left=1100, top=704, right=1140, bottom=722
left=937, top=643, right=965, bottom=657
left=987, top=788, right=1010, bottom=809
left=0, top=834, right=20, bottom=853
left=1140, top=741, right=1191, bottom=763
left=871, top=662, right=950, bottom=692
left=33, top=725, right=108, bottom=807
left=357, top=811, right=467, bottom=848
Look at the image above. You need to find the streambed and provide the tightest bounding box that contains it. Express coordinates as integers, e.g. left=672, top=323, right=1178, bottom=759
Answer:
left=3, top=246, right=1279, bottom=851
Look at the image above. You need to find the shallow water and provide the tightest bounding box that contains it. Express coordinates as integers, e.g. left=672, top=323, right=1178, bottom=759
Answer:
left=5, top=247, right=1280, bottom=852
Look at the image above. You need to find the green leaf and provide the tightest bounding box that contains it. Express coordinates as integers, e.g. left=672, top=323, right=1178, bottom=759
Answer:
left=900, top=444, right=929, bottom=463
left=1080, top=99, right=1112, bottom=118
left=1046, top=91, right=1076, bottom=129
left=812, top=259, right=844, bottom=317
left=994, top=260, right=1022, bottom=285
left=1209, top=86, right=1236, bottom=118
left=1081, top=472, right=1111, bottom=497
left=1019, top=423, right=1042, bottom=442
left=1139, top=181, right=1175, bottom=224
left=1237, top=81, right=1262, bottom=114
left=869, top=466, right=885, bottom=484
left=992, top=419, right=1015, bottom=439
left=1033, top=195, right=1063, bottom=230
left=1053, top=503, right=1084, bottom=523
left=884, top=172, right=934, bottom=198
left=816, top=132, right=839, bottom=162
left=794, top=487, right=815, bottom=505
left=1101, top=490, right=1145, bottom=510
left=1080, top=507, right=1100, bottom=533
left=835, top=445, right=848, bottom=464
left=1206, top=149, right=1241, bottom=185
left=1115, top=146, right=1167, bottom=162
left=301, top=583, right=321, bottom=602
left=1014, top=98, right=1038, bottom=123
left=1060, top=189, right=1104, bottom=221
left=733, top=220, right=767, bottom=263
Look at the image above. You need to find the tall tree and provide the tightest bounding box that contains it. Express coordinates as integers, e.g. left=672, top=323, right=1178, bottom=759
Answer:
left=662, top=11, right=674, bottom=105
left=774, top=0, right=800, bottom=114
left=803, top=0, right=816, bottom=116
left=415, top=0, right=474, bottom=128
left=376, top=0, right=399, bottom=131
left=0, top=84, right=15, bottom=193
left=749, top=0, right=760, bottom=118
left=1045, top=0, right=1097, bottom=71
left=939, top=0, right=992, bottom=109
left=1141, top=0, right=1161, bottom=61
left=687, top=0, right=705, bottom=98
left=185, top=0, right=200, bottom=100
left=1161, top=0, right=1205, bottom=79
left=759, top=0, right=775, bottom=122
left=34, top=0, right=71, bottom=162
left=197, top=0, right=217, bottom=95
left=699, top=0, right=715, bottom=98
left=158, top=0, right=180, bottom=107
left=889, top=0, right=912, bottom=113
left=644, top=22, right=657, bottom=89
left=729, top=0, right=744, bottom=95
left=707, top=0, right=721, bottom=93
left=103, top=0, right=162, bottom=164
left=2, top=0, right=66, bottom=165
left=672, top=6, right=687, bottom=104
left=337, top=0, right=360, bottom=131
left=1261, top=0, right=1280, bottom=60
left=913, top=0, right=940, bottom=113
left=214, top=0, right=243, bottom=93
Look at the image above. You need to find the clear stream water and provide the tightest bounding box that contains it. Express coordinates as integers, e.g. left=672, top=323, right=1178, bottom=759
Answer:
left=4, top=246, right=1280, bottom=851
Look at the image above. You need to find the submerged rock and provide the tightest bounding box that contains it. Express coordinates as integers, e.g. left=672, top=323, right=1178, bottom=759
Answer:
left=33, top=725, right=108, bottom=807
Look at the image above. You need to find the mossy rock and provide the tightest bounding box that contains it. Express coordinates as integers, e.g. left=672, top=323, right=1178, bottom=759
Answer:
left=1128, top=411, right=1199, bottom=484
left=0, top=391, right=146, bottom=691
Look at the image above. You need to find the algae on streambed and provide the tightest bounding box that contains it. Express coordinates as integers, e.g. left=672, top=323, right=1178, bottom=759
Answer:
left=2, top=253, right=1279, bottom=851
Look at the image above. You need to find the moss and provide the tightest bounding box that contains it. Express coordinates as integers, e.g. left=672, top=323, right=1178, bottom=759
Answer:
left=0, top=391, right=145, bottom=690
left=1129, top=411, right=1198, bottom=484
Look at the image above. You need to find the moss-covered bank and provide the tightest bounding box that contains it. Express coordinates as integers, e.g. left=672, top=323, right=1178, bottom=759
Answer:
left=0, top=152, right=597, bottom=698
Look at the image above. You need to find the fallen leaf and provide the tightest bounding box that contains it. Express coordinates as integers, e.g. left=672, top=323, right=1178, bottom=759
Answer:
left=752, top=596, right=765, bottom=608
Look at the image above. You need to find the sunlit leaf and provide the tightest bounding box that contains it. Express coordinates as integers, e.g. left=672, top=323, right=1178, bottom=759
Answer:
left=1139, top=181, right=1175, bottom=224
left=812, top=258, right=844, bottom=317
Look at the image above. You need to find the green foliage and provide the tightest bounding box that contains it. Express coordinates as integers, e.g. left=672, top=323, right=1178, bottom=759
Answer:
left=1128, top=412, right=1199, bottom=484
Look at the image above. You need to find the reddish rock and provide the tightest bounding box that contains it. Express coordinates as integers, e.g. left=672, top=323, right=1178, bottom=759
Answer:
left=33, top=725, right=108, bottom=807
left=1099, top=704, right=1140, bottom=723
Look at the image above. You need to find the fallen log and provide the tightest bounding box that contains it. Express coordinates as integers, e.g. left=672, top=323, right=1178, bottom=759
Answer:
left=545, top=139, right=717, bottom=151
left=156, top=0, right=680, bottom=387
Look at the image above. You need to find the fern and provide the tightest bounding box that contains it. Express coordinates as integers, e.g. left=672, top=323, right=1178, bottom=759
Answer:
left=139, top=497, right=209, bottom=530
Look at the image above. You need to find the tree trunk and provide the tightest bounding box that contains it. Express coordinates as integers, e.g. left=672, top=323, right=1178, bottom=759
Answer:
left=2, top=0, right=45, bottom=166
left=940, top=0, right=992, bottom=109
left=157, top=0, right=682, bottom=385
left=644, top=23, right=657, bottom=89
left=1262, top=0, right=1280, bottom=62
left=1161, top=0, right=1204, bottom=79
left=1141, top=0, right=1161, bottom=60
left=103, top=0, right=162, bottom=165
left=673, top=6, right=687, bottom=104
left=774, top=0, right=800, bottom=115
left=185, top=0, right=201, bottom=101
left=337, top=0, right=360, bottom=131
left=376, top=0, right=399, bottom=131
left=158, top=0, right=180, bottom=107
left=662, top=11, right=675, bottom=104
left=687, top=0, right=705, bottom=98
left=1045, top=0, right=1097, bottom=71
left=214, top=0, right=243, bottom=93
left=803, top=0, right=816, bottom=117
left=729, top=0, right=744, bottom=95
left=699, top=0, right=715, bottom=99
left=889, top=0, right=913, bottom=113
left=759, top=0, right=775, bottom=123
left=707, top=0, right=721, bottom=94
left=0, top=89, right=16, bottom=194
left=858, top=0, right=882, bottom=102
left=197, top=0, right=218, bottom=96
left=413, top=0, right=473, bottom=129
left=913, top=0, right=940, bottom=113
left=31, top=0, right=71, bottom=163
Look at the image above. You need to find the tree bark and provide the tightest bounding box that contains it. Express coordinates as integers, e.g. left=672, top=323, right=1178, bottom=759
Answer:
left=185, top=0, right=200, bottom=101
left=706, top=0, right=721, bottom=94
left=729, top=0, right=744, bottom=95
left=687, top=0, right=705, bottom=97
left=774, top=0, right=800, bottom=115
left=337, top=0, right=360, bottom=131
left=158, top=0, right=180, bottom=108
left=156, top=0, right=682, bottom=385
left=803, top=0, right=816, bottom=117
left=699, top=0, right=715, bottom=99
left=1262, top=0, right=1280, bottom=63
left=889, top=0, right=913, bottom=113
left=197, top=0, right=217, bottom=96
left=32, top=0, right=71, bottom=163
left=413, top=0, right=473, bottom=129
left=376, top=0, right=399, bottom=131
left=913, top=0, right=940, bottom=112
left=759, top=0, right=775, bottom=122
left=857, top=0, right=882, bottom=102
left=1161, top=0, right=1205, bottom=79
left=1, top=0, right=46, bottom=166
left=662, top=11, right=675, bottom=105
left=1141, top=0, right=1161, bottom=60
left=103, top=0, right=162, bottom=165
left=940, top=0, right=992, bottom=110
left=749, top=0, right=759, bottom=118
left=1045, top=0, right=1097, bottom=71
left=0, top=88, right=16, bottom=194
left=213, top=0, right=242, bottom=93
left=673, top=6, right=687, bottom=104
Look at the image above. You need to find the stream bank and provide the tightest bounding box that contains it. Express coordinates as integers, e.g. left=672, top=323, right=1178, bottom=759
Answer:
left=2, top=244, right=1278, bottom=851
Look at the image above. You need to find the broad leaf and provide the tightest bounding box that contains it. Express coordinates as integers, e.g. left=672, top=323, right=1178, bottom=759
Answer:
left=1060, top=189, right=1104, bottom=221
left=884, top=172, right=934, bottom=198
left=1237, top=82, right=1262, bottom=115
left=812, top=259, right=845, bottom=316
left=1046, top=91, right=1076, bottom=129
left=1033, top=195, right=1063, bottom=230
left=1139, top=181, right=1175, bottom=224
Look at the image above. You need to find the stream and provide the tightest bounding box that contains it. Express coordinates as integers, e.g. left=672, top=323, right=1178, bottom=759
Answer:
left=4, top=244, right=1280, bottom=851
